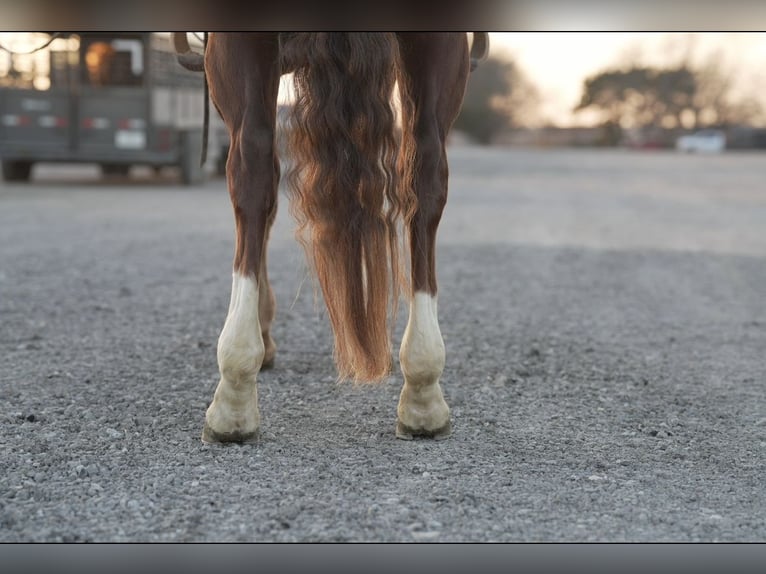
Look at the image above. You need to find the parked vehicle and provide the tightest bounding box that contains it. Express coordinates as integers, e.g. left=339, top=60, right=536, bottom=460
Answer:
left=0, top=32, right=225, bottom=183
left=675, top=129, right=726, bottom=153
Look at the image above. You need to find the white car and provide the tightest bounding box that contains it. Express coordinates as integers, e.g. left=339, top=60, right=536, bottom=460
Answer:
left=676, top=129, right=726, bottom=153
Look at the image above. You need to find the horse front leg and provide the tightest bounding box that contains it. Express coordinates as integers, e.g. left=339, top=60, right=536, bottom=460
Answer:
left=396, top=33, right=470, bottom=440
left=201, top=33, right=281, bottom=443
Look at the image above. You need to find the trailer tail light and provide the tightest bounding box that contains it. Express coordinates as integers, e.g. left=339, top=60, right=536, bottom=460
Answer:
left=38, top=115, right=69, bottom=128
left=82, top=117, right=110, bottom=129
left=2, top=114, right=31, bottom=127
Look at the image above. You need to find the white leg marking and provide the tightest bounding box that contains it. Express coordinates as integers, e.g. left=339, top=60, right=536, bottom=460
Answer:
left=204, top=272, right=264, bottom=440
left=397, top=292, right=450, bottom=434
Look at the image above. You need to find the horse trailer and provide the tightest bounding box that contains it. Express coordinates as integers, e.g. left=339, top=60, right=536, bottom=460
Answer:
left=0, top=32, right=225, bottom=183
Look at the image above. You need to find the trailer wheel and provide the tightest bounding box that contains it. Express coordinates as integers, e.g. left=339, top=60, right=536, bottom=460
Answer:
left=2, top=161, right=32, bottom=182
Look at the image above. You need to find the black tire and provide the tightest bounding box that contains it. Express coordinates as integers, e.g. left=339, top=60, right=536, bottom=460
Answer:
left=2, top=161, right=32, bottom=182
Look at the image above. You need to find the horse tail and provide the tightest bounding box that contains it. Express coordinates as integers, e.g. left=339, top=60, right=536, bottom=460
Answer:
left=281, top=33, right=416, bottom=383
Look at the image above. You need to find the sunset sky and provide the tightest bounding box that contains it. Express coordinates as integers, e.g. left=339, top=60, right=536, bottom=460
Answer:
left=489, top=32, right=766, bottom=126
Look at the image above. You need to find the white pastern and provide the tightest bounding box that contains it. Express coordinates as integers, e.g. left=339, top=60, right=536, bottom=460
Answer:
left=398, top=292, right=450, bottom=432
left=205, top=272, right=265, bottom=438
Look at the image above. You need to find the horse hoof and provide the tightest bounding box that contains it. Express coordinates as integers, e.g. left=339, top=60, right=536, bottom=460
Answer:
left=201, top=423, right=260, bottom=444
left=395, top=420, right=452, bottom=441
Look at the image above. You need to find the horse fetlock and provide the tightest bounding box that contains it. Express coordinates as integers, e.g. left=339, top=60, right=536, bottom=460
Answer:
left=217, top=271, right=264, bottom=364
left=400, top=359, right=444, bottom=387
left=217, top=315, right=265, bottom=376
left=217, top=343, right=264, bottom=383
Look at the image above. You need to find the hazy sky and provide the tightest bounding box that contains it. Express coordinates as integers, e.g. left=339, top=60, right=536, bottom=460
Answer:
left=490, top=32, right=766, bottom=126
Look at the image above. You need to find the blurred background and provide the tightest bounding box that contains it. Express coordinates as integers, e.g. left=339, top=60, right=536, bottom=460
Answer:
left=0, top=32, right=764, bottom=184
left=0, top=32, right=211, bottom=183
left=458, top=32, right=766, bottom=150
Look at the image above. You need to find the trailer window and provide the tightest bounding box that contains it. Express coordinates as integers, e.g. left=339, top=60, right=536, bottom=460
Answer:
left=82, top=37, right=144, bottom=87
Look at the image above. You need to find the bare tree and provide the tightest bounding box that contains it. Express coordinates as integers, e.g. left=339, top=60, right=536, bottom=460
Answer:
left=576, top=59, right=763, bottom=134
left=691, top=49, right=764, bottom=127
left=577, top=34, right=765, bottom=136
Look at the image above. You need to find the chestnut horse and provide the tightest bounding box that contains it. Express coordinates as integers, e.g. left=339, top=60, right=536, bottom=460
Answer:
left=174, top=33, right=488, bottom=443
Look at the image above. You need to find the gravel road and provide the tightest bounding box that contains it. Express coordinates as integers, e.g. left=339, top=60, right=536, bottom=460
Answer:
left=1, top=148, right=764, bottom=541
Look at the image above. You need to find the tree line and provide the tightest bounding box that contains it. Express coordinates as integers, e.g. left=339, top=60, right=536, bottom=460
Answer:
left=575, top=60, right=763, bottom=141
left=455, top=51, right=764, bottom=145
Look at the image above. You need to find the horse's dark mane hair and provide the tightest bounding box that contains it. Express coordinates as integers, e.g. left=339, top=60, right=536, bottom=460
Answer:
left=280, top=32, right=417, bottom=383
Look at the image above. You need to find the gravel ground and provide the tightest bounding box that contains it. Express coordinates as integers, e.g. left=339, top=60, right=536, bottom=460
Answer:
left=1, top=148, right=764, bottom=542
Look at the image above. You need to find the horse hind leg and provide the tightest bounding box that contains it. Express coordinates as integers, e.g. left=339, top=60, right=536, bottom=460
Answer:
left=396, top=33, right=469, bottom=440
left=396, top=137, right=451, bottom=440
left=202, top=139, right=277, bottom=444
left=201, top=33, right=280, bottom=443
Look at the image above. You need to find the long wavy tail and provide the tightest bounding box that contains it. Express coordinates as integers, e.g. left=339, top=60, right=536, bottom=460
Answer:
left=281, top=33, right=416, bottom=382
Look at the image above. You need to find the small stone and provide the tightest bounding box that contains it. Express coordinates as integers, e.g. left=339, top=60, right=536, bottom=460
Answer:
left=25, top=414, right=36, bottom=423
left=105, top=428, right=123, bottom=439
left=588, top=474, right=606, bottom=481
